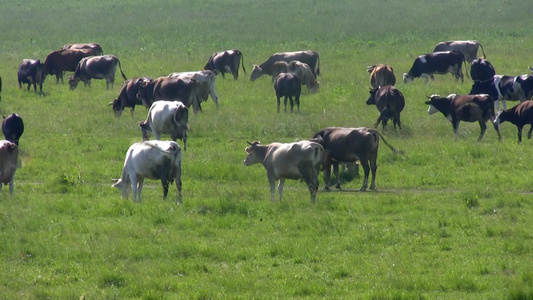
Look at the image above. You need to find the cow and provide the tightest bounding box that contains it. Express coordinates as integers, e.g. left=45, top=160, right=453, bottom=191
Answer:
left=243, top=140, right=324, bottom=203
left=271, top=61, right=288, bottom=82
left=139, top=101, right=189, bottom=150
left=274, top=73, right=302, bottom=113
left=168, top=70, right=219, bottom=110
left=494, top=101, right=533, bottom=143
left=433, top=40, right=486, bottom=62
left=366, top=85, right=405, bottom=130
left=136, top=76, right=202, bottom=115
left=312, top=127, right=398, bottom=192
left=471, top=58, right=495, bottom=82
left=17, top=59, right=44, bottom=94
left=367, top=64, right=396, bottom=88
left=250, top=50, right=320, bottom=81
left=112, top=140, right=182, bottom=203
left=61, top=43, right=104, bottom=55
left=43, top=48, right=97, bottom=84
left=425, top=94, right=501, bottom=141
left=109, top=77, right=153, bottom=117
left=2, top=114, right=24, bottom=146
left=68, top=55, right=127, bottom=90
left=403, top=51, right=466, bottom=84
left=469, top=75, right=533, bottom=110
left=203, top=49, right=246, bottom=80
left=287, top=60, right=319, bottom=93
left=0, top=140, right=19, bottom=194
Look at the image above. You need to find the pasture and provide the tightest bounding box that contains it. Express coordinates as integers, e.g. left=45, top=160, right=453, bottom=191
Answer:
left=1, top=0, right=533, bottom=299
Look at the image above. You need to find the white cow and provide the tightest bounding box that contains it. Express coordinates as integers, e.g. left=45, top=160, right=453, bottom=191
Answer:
left=0, top=140, right=19, bottom=194
left=168, top=70, right=219, bottom=110
left=112, top=140, right=182, bottom=203
left=139, top=101, right=189, bottom=150
left=288, top=60, right=319, bottom=93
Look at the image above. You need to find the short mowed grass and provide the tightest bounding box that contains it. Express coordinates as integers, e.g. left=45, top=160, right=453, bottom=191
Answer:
left=1, top=0, right=533, bottom=299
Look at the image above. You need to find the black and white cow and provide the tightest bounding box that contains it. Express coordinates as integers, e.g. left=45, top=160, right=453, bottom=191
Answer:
left=470, top=58, right=496, bottom=82
left=18, top=59, right=44, bottom=94
left=68, top=55, right=127, bottom=90
left=203, top=50, right=245, bottom=80
left=469, top=75, right=533, bottom=110
left=403, top=51, right=466, bottom=84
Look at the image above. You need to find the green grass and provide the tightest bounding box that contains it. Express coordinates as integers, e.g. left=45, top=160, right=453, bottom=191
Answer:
left=1, top=0, right=533, bottom=299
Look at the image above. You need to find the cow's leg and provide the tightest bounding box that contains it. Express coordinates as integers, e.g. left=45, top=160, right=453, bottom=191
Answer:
left=289, top=96, right=294, bottom=113
left=277, top=178, right=285, bottom=201
left=295, top=95, right=300, bottom=113
left=137, top=178, right=145, bottom=202
left=130, top=173, right=139, bottom=202
left=323, top=154, right=333, bottom=191
left=369, top=154, right=378, bottom=190
left=478, top=120, right=487, bottom=141
left=298, top=164, right=319, bottom=203
left=284, top=96, right=288, bottom=113
left=161, top=178, right=169, bottom=199
left=527, top=125, right=533, bottom=140
left=453, top=121, right=460, bottom=141
left=8, top=177, right=14, bottom=194
left=175, top=161, right=182, bottom=204
left=267, top=173, right=276, bottom=202
left=359, top=160, right=370, bottom=191
left=493, top=120, right=502, bottom=140
left=518, top=125, right=524, bottom=143
left=276, top=96, right=281, bottom=113
left=333, top=162, right=342, bottom=190
left=210, top=90, right=219, bottom=110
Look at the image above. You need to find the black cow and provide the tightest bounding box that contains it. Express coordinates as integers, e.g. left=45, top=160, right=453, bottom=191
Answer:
left=273, top=73, right=301, bottom=113
left=109, top=77, right=153, bottom=117
left=470, top=58, right=495, bottom=82
left=203, top=50, right=245, bottom=80
left=403, top=51, right=466, bottom=83
left=2, top=114, right=24, bottom=146
left=366, top=85, right=405, bottom=130
left=43, top=48, right=97, bottom=84
left=469, top=75, right=533, bottom=110
left=17, top=59, right=44, bottom=94
left=494, top=101, right=533, bottom=143
left=425, top=94, right=501, bottom=141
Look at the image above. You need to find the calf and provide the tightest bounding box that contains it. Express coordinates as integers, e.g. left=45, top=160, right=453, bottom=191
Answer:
left=139, top=101, right=189, bottom=150
left=168, top=70, right=219, bottom=110
left=470, top=75, right=533, bottom=110
left=312, top=127, right=398, bottom=191
left=274, top=73, right=302, bottom=113
left=425, top=94, right=501, bottom=141
left=68, top=55, right=127, bottom=90
left=2, top=114, right=24, bottom=146
left=288, top=60, right=319, bottom=93
left=470, top=58, right=495, bottom=82
left=17, top=59, right=44, bottom=94
left=0, top=140, right=19, bottom=194
left=366, top=85, right=405, bottom=130
left=494, top=101, right=533, bottom=143
left=403, top=51, right=466, bottom=83
left=109, top=77, right=153, bottom=117
left=243, top=140, right=324, bottom=203
left=137, top=76, right=202, bottom=115
left=367, top=64, right=396, bottom=88
left=112, top=140, right=182, bottom=203
left=203, top=49, right=245, bottom=79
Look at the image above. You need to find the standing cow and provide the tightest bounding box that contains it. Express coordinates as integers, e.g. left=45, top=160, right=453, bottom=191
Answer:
left=0, top=140, right=19, bottom=194
left=470, top=75, right=533, bottom=110
left=366, top=85, right=405, bottom=130
left=139, top=101, right=189, bottom=150
left=113, top=140, right=182, bottom=203
left=68, top=55, right=127, bottom=90
left=203, top=49, right=246, bottom=80
left=243, top=140, right=324, bottom=203
left=61, top=43, right=104, bottom=55
left=312, top=127, right=398, bottom=192
left=403, top=51, right=466, bottom=84
left=433, top=40, right=486, bottom=62
left=494, top=101, right=533, bottom=143
left=43, top=48, right=98, bottom=84
left=2, top=114, right=24, bottom=146
left=137, top=76, right=202, bottom=115
left=17, top=59, right=44, bottom=94
left=367, top=64, right=396, bottom=88
left=471, top=58, right=496, bottom=82
left=274, top=73, right=302, bottom=113
left=109, top=77, right=154, bottom=117
left=287, top=60, right=319, bottom=93
left=250, top=51, right=320, bottom=81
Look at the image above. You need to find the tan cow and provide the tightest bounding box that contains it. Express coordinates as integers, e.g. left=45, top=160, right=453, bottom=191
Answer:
left=0, top=140, right=19, bottom=194
left=168, top=70, right=218, bottom=110
left=243, top=140, right=324, bottom=203
left=288, top=60, right=319, bottom=93
left=367, top=64, right=396, bottom=88
left=271, top=61, right=288, bottom=82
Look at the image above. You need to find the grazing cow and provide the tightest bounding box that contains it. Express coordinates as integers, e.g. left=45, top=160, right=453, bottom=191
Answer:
left=273, top=73, right=302, bottom=113
left=243, top=140, right=324, bottom=203
left=312, top=127, right=398, bottom=192
left=367, top=64, right=396, bottom=88
left=112, top=140, right=182, bottom=203
left=68, top=55, right=127, bottom=90
left=43, top=48, right=96, bottom=83
left=17, top=59, right=44, bottom=94
left=203, top=49, right=246, bottom=79
left=433, top=40, right=486, bottom=62
left=109, top=77, right=153, bottom=117
left=425, top=94, right=501, bottom=141
left=0, top=140, right=19, bottom=194
left=470, top=75, right=533, bottom=110
left=250, top=50, right=320, bottom=81
left=494, top=101, right=533, bottom=143
left=168, top=70, right=218, bottom=110
left=139, top=101, right=189, bottom=150
left=137, top=76, right=201, bottom=115
left=471, top=58, right=496, bottom=82
left=2, top=114, right=24, bottom=146
left=287, top=60, right=319, bottom=93
left=403, top=51, right=466, bottom=84
left=61, top=43, right=104, bottom=55
left=366, top=85, right=405, bottom=130
left=271, top=61, right=288, bottom=82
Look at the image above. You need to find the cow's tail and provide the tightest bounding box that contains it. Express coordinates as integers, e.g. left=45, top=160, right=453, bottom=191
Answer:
left=479, top=42, right=487, bottom=59
left=369, top=129, right=400, bottom=154
left=462, top=55, right=470, bottom=80
left=117, top=58, right=127, bottom=81
left=239, top=50, right=246, bottom=74
left=315, top=53, right=320, bottom=77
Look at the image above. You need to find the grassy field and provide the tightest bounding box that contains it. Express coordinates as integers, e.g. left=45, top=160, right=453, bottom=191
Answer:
left=1, top=0, right=533, bottom=299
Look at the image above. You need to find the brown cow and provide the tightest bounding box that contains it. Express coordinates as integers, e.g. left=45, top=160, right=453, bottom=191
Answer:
left=136, top=76, right=202, bottom=115
left=109, top=77, right=153, bottom=117
left=62, top=43, right=104, bottom=56
left=68, top=55, right=127, bottom=90
left=250, top=51, right=320, bottom=81
left=43, top=49, right=97, bottom=84
left=312, top=127, right=398, bottom=191
left=274, top=73, right=301, bottom=113
left=0, top=140, right=19, bottom=194
left=494, top=100, right=533, bottom=143
left=367, top=64, right=396, bottom=88
left=366, top=85, right=405, bottom=130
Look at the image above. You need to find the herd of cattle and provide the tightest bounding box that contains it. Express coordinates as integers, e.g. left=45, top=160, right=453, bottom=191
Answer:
left=2, top=40, right=533, bottom=203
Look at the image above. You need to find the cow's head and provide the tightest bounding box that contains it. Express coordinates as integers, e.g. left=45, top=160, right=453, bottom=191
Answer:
left=425, top=94, right=443, bottom=115
left=243, top=141, right=262, bottom=165
left=250, top=65, right=263, bottom=81
left=402, top=73, right=414, bottom=84
left=108, top=99, right=123, bottom=117
left=366, top=87, right=379, bottom=105
left=309, top=80, right=320, bottom=94
left=139, top=121, right=151, bottom=141
left=68, top=76, right=80, bottom=90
